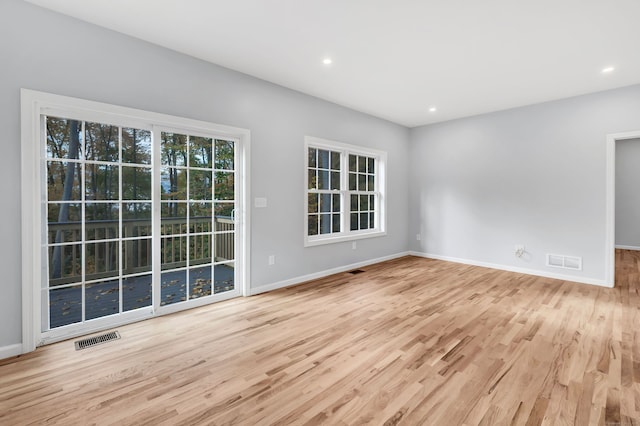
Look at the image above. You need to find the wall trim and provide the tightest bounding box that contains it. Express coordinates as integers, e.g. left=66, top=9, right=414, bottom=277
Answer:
left=249, top=252, right=410, bottom=295
left=409, top=251, right=610, bottom=288
left=616, top=245, right=640, bottom=251
left=0, top=344, right=24, bottom=361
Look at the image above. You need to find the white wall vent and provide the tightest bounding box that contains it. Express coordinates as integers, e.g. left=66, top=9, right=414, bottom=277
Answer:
left=546, top=254, right=582, bottom=271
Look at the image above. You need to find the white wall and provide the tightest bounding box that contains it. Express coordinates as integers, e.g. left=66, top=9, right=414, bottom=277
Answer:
left=616, top=138, right=640, bottom=249
left=409, top=85, right=640, bottom=283
left=0, top=0, right=410, bottom=349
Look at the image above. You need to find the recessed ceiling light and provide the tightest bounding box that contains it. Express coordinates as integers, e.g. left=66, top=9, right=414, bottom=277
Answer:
left=601, top=66, right=615, bottom=74
left=323, top=58, right=332, bottom=65
left=429, top=107, right=437, bottom=112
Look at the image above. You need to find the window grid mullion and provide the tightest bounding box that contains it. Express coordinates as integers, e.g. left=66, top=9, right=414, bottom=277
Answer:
left=118, top=126, right=123, bottom=315
left=80, top=120, right=86, bottom=323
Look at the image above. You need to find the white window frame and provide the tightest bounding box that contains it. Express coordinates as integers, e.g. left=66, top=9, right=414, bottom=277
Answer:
left=304, top=136, right=386, bottom=247
left=21, top=89, right=251, bottom=352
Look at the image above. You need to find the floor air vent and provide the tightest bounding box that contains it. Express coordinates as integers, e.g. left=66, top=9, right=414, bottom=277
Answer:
left=75, top=331, right=120, bottom=350
left=546, top=254, right=582, bottom=271
left=348, top=269, right=366, bottom=275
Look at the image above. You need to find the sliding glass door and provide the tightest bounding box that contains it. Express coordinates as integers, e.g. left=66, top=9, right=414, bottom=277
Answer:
left=40, top=113, right=242, bottom=340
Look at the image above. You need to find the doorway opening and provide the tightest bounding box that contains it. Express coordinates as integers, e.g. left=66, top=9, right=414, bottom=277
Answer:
left=605, top=131, right=640, bottom=287
left=21, top=90, right=250, bottom=351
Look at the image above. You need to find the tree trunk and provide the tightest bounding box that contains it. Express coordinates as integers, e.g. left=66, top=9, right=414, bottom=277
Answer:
left=52, top=120, right=80, bottom=279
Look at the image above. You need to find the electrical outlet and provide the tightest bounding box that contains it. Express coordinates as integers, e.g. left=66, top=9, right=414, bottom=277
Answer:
left=352, top=241, right=357, bottom=250
left=515, top=245, right=525, bottom=258
left=268, top=255, right=275, bottom=265
left=416, top=234, right=421, bottom=241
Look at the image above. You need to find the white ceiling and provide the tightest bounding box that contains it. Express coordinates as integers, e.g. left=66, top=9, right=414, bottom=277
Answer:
left=25, top=0, right=640, bottom=127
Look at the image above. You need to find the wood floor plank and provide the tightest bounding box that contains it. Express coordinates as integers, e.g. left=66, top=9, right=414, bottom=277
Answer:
left=1, top=251, right=640, bottom=425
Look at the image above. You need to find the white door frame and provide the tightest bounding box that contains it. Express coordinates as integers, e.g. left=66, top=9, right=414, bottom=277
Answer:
left=21, top=89, right=251, bottom=353
left=605, top=130, right=640, bottom=287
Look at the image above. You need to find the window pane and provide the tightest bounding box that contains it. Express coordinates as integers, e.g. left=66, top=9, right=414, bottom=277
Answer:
left=332, top=194, right=340, bottom=213
left=332, top=214, right=340, bottom=233
left=122, top=166, right=152, bottom=200
left=85, top=241, right=119, bottom=277
left=47, top=161, right=81, bottom=201
left=161, top=236, right=187, bottom=269
left=49, top=285, right=81, bottom=328
left=318, top=150, right=330, bottom=169
left=349, top=154, right=357, bottom=172
left=358, top=156, right=367, bottom=173
left=47, top=203, right=81, bottom=245
left=46, top=117, right=82, bottom=160
left=122, top=128, right=151, bottom=165
left=161, top=167, right=187, bottom=200
left=367, top=174, right=375, bottom=192
left=48, top=244, right=81, bottom=284
left=370, top=212, right=375, bottom=228
left=161, top=132, right=187, bottom=166
left=308, top=169, right=317, bottom=190
left=331, top=171, right=340, bottom=190
left=318, top=170, right=329, bottom=190
left=349, top=173, right=357, bottom=191
left=122, top=238, right=152, bottom=273
left=308, top=214, right=318, bottom=236
left=360, top=212, right=369, bottom=229
left=85, top=279, right=120, bottom=320
left=358, top=174, right=366, bottom=192
left=85, top=122, right=118, bottom=162
left=360, top=195, right=369, bottom=211
left=331, top=151, right=341, bottom=170
left=308, top=147, right=317, bottom=168
left=214, top=204, right=235, bottom=232
left=214, top=171, right=234, bottom=200
left=308, top=193, right=318, bottom=213
left=370, top=195, right=375, bottom=210
left=215, top=232, right=234, bottom=262
left=368, top=157, right=375, bottom=174
left=85, top=164, right=119, bottom=200
left=190, top=202, right=213, bottom=234
left=350, top=194, right=358, bottom=212
left=190, top=170, right=213, bottom=200
left=350, top=213, right=358, bottom=231
left=214, top=262, right=235, bottom=294
left=122, top=203, right=152, bottom=237
left=189, top=233, right=212, bottom=264
left=85, top=203, right=119, bottom=240
left=189, top=136, right=213, bottom=168
left=190, top=265, right=212, bottom=299
left=161, top=202, right=187, bottom=235
left=320, top=214, right=331, bottom=234
left=320, top=194, right=331, bottom=213
left=123, top=274, right=152, bottom=312
left=214, top=140, right=235, bottom=170
left=161, top=270, right=187, bottom=305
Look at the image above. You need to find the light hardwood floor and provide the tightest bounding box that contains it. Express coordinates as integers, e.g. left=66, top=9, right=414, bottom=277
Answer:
left=1, top=251, right=639, bottom=425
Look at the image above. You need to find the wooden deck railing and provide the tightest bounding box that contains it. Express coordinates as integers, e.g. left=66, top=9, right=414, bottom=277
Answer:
left=48, top=216, right=234, bottom=286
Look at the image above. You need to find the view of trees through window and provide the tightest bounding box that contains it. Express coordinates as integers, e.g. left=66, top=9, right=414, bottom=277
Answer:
left=44, top=116, right=236, bottom=329
left=306, top=144, right=379, bottom=242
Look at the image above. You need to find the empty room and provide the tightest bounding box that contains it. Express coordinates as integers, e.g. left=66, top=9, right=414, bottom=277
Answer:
left=2, top=0, right=640, bottom=424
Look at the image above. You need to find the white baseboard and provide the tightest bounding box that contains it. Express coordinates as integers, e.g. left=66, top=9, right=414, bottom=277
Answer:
left=409, top=251, right=611, bottom=288
left=0, top=343, right=24, bottom=361
left=616, top=245, right=640, bottom=251
left=249, top=251, right=411, bottom=295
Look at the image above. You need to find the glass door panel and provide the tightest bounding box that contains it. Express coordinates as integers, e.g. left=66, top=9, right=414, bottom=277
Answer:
left=159, top=132, right=236, bottom=307
left=42, top=114, right=241, bottom=338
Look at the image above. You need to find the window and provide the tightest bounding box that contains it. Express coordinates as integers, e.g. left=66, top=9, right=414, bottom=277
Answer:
left=305, top=136, right=386, bottom=246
